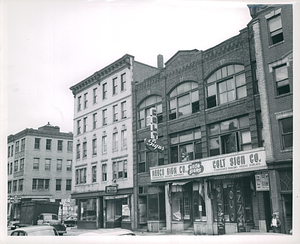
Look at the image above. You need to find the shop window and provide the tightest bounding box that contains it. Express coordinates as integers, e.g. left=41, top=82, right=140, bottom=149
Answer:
left=138, top=95, right=162, bottom=129
left=172, top=191, right=190, bottom=221
left=268, top=14, right=283, bottom=45
left=274, top=64, right=290, bottom=95
left=169, top=82, right=199, bottom=120
left=80, top=198, right=96, bottom=221
left=279, top=117, right=293, bottom=149
left=170, top=128, right=202, bottom=163
left=208, top=116, right=251, bottom=156
left=206, top=65, right=246, bottom=109
left=193, top=183, right=206, bottom=221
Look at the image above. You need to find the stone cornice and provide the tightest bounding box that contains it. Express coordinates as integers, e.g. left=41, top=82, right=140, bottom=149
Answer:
left=70, top=54, right=133, bottom=96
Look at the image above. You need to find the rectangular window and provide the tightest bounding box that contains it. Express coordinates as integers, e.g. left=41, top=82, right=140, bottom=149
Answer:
left=84, top=92, right=88, bottom=109
left=8, top=146, right=10, bottom=158
left=45, top=158, right=51, bottom=170
left=113, top=132, right=118, bottom=151
left=32, top=179, right=49, bottom=190
left=102, top=135, right=107, bottom=153
left=11, top=145, right=13, bottom=157
left=21, top=138, right=25, bottom=151
left=93, top=113, right=97, bottom=129
left=121, top=73, right=126, bottom=91
left=103, top=83, right=107, bottom=99
left=92, top=165, right=97, bottom=183
left=34, top=138, right=41, bottom=149
left=77, top=120, right=81, bottom=135
left=268, top=14, right=283, bottom=45
left=13, top=180, right=17, bottom=192
left=66, top=179, right=72, bottom=191
left=56, top=179, right=62, bottom=191
left=33, top=158, right=39, bottom=170
left=83, top=142, right=87, bottom=158
left=18, top=179, right=24, bottom=191
left=19, top=158, right=24, bottom=171
left=57, top=159, right=62, bottom=171
left=78, top=96, right=82, bottom=111
left=57, top=140, right=63, bottom=151
left=92, top=138, right=97, bottom=155
left=102, top=164, right=107, bottom=181
left=93, top=88, right=97, bottom=104
left=113, top=105, right=118, bottom=122
left=274, top=64, right=290, bottom=95
left=76, top=168, right=87, bottom=184
left=113, top=77, right=118, bottom=95
left=10, top=162, right=13, bottom=174
left=67, top=141, right=73, bottom=152
left=14, top=160, right=18, bottom=172
left=8, top=181, right=12, bottom=194
left=67, top=160, right=72, bottom=171
left=15, top=141, right=19, bottom=153
left=121, top=129, right=127, bottom=148
left=102, top=109, right=107, bottom=125
left=121, top=101, right=126, bottom=119
left=280, top=117, right=293, bottom=149
left=83, top=117, right=87, bottom=133
left=76, top=143, right=81, bottom=159
left=46, top=139, right=52, bottom=150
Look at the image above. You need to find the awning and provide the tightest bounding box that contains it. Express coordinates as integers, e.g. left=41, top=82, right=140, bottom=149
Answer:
left=170, top=181, right=190, bottom=186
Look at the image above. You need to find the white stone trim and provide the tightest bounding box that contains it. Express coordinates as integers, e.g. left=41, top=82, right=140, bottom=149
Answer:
left=275, top=110, right=293, bottom=120
left=265, top=8, right=281, bottom=19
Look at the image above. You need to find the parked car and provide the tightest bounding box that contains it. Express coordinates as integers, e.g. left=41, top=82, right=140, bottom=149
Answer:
left=63, top=216, right=77, bottom=227
left=10, top=225, right=58, bottom=236
left=78, top=228, right=136, bottom=236
left=37, top=213, right=67, bottom=235
left=8, top=219, right=20, bottom=230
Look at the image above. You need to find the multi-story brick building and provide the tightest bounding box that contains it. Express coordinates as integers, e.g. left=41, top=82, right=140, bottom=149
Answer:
left=131, top=4, right=292, bottom=235
left=69, top=54, right=159, bottom=229
left=7, top=123, right=74, bottom=221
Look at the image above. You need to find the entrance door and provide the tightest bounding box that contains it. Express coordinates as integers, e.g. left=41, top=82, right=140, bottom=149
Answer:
left=263, top=191, right=271, bottom=232
left=282, top=194, right=292, bottom=234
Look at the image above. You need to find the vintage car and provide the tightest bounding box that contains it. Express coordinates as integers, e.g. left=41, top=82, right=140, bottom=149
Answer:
left=10, top=225, right=58, bottom=236
left=37, top=213, right=67, bottom=235
left=63, top=216, right=77, bottom=227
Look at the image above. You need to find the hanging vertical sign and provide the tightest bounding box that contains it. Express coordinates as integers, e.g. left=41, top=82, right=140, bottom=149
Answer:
left=228, top=185, right=236, bottom=223
left=215, top=182, right=225, bottom=235
left=235, top=180, right=246, bottom=232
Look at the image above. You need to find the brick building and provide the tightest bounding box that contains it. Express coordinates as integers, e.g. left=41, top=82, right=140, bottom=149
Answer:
left=69, top=54, right=159, bottom=229
left=131, top=4, right=292, bottom=234
left=7, top=123, right=74, bottom=221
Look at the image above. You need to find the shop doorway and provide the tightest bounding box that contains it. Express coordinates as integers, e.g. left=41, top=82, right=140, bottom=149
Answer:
left=282, top=193, right=292, bottom=234
left=263, top=191, right=271, bottom=232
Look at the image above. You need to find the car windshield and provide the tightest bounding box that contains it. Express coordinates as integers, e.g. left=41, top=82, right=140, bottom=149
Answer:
left=44, top=215, right=58, bottom=221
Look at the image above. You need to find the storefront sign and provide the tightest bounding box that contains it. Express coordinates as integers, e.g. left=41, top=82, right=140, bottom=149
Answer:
left=122, top=205, right=130, bottom=216
left=105, top=185, right=118, bottom=194
left=104, top=194, right=129, bottom=200
left=144, top=138, right=164, bottom=152
left=255, top=172, right=270, bottom=191
left=150, top=148, right=266, bottom=182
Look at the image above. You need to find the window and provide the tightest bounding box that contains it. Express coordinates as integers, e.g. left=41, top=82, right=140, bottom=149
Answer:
left=169, top=82, right=199, bottom=120
left=57, top=140, right=63, bottom=151
left=171, top=186, right=191, bottom=221
left=170, top=128, right=202, bottom=163
left=93, top=113, right=97, bottom=129
left=206, top=65, right=246, bottom=109
left=93, top=88, right=97, bottom=104
left=8, top=146, right=10, bottom=158
left=102, top=134, right=107, bottom=153
left=14, top=160, right=18, bottom=172
left=84, top=92, right=88, bottom=109
left=33, top=158, right=40, bottom=169
left=15, top=141, right=19, bottom=153
left=113, top=131, right=118, bottom=151
left=67, top=141, right=73, bottom=152
left=83, top=117, right=87, bottom=133
left=274, top=64, right=290, bottom=95
left=34, top=138, right=41, bottom=149
left=56, top=179, right=62, bottom=191
left=13, top=180, right=17, bottom=192
left=46, top=139, right=52, bottom=150
left=32, top=179, right=50, bottom=190
left=252, top=61, right=259, bottom=94
left=76, top=143, right=81, bottom=159
left=102, top=164, right=107, bottom=181
left=77, top=120, right=81, bottom=135
left=193, top=184, right=206, bottom=220
left=45, top=158, right=51, bottom=170
left=10, top=162, right=13, bottom=174
left=121, top=128, right=127, bottom=148
left=19, top=158, right=24, bottom=171
left=18, top=179, right=24, bottom=191
left=121, top=73, right=126, bottom=91
left=208, top=116, right=251, bottom=156
left=268, top=14, right=283, bottom=45
left=92, top=138, right=97, bottom=155
left=7, top=163, right=9, bottom=175
left=21, top=138, right=25, bottom=151
left=57, top=159, right=62, bottom=171
left=67, top=160, right=72, bottom=171
left=138, top=95, right=163, bottom=129
left=102, top=109, right=107, bottom=125
left=279, top=117, right=293, bottom=149
left=66, top=179, right=72, bottom=191
left=11, top=145, right=13, bottom=157
left=113, top=104, right=118, bottom=122
left=78, top=96, right=82, bottom=111
left=113, top=160, right=127, bottom=179
left=103, top=83, right=107, bottom=99
left=113, top=77, right=118, bottom=95
left=121, top=101, right=126, bottom=119
left=83, top=142, right=87, bottom=158
left=92, top=165, right=97, bottom=183
left=8, top=181, right=12, bottom=194
left=76, top=168, right=87, bottom=184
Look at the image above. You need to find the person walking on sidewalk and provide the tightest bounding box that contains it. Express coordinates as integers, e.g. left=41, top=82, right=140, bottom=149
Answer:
left=270, top=213, right=281, bottom=233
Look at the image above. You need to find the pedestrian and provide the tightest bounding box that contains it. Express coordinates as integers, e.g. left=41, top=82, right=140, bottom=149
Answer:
left=270, top=213, right=281, bottom=233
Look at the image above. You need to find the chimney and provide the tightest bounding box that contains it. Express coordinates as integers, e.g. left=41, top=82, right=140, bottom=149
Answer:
left=157, top=54, right=164, bottom=69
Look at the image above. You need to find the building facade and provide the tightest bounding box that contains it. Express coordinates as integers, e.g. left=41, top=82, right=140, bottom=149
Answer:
left=7, top=123, right=74, bottom=221
left=131, top=4, right=292, bottom=235
left=69, top=54, right=159, bottom=229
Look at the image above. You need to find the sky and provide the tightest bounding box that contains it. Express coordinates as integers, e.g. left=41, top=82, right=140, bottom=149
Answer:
left=2, top=0, right=256, bottom=136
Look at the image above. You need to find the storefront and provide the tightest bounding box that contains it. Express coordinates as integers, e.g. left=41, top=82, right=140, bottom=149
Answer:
left=150, top=148, right=270, bottom=234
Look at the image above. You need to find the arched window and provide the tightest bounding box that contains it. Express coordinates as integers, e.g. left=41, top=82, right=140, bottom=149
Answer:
left=206, top=64, right=247, bottom=109
left=138, top=95, right=162, bottom=129
left=169, top=81, right=199, bottom=120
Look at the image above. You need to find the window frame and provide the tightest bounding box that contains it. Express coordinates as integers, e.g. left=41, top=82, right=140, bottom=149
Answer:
left=66, top=160, right=72, bottom=171
left=83, top=142, right=87, bottom=158
left=33, top=158, right=39, bottom=170
left=92, top=138, right=97, bottom=156
left=77, top=96, right=82, bottom=111
left=45, top=158, right=51, bottom=170
left=102, top=135, right=107, bottom=154
left=83, top=117, right=87, bottom=133
left=93, top=113, right=97, bottom=129
left=112, top=131, right=118, bottom=151
left=121, top=73, right=126, bottom=91
left=102, top=109, right=107, bottom=125
left=268, top=14, right=284, bottom=45
left=66, top=179, right=72, bottom=191
left=113, top=77, right=118, bottom=95
left=35, top=138, right=41, bottom=150
left=112, top=160, right=127, bottom=180
left=76, top=168, right=87, bottom=184
left=113, top=104, right=118, bottom=122
left=92, top=165, right=97, bottom=183
left=84, top=92, right=88, bottom=109
left=93, top=88, right=97, bottom=104
left=102, top=83, right=107, bottom=100
left=102, top=164, right=107, bottom=181
left=56, top=159, right=62, bottom=171
left=121, top=101, right=126, bottom=119
left=56, top=179, right=62, bottom=191
left=279, top=117, right=293, bottom=150
left=57, top=140, right=63, bottom=151
left=274, top=64, right=290, bottom=96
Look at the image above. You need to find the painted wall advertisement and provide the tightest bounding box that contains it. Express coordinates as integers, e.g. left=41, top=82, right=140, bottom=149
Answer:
left=150, top=148, right=266, bottom=182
